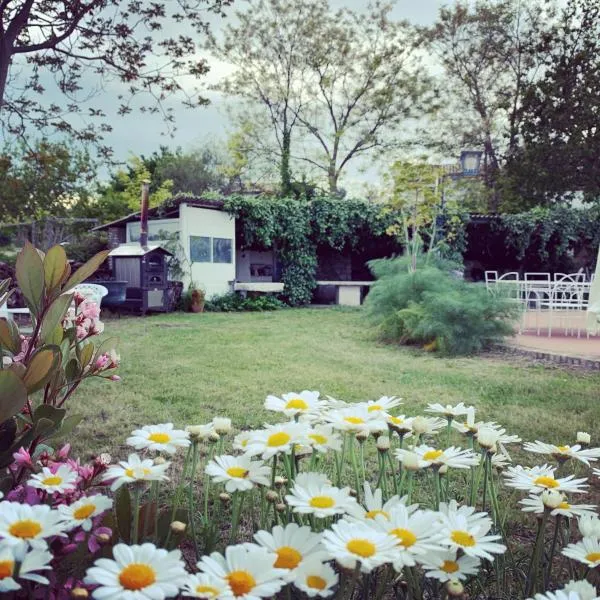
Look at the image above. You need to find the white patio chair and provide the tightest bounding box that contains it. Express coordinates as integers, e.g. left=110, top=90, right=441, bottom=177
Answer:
left=546, top=276, right=587, bottom=338
left=484, top=271, right=498, bottom=293
left=73, top=284, right=108, bottom=308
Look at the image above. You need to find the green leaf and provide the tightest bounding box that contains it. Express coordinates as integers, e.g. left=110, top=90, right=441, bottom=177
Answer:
left=78, top=342, right=95, bottom=369
left=40, top=293, right=73, bottom=344
left=0, top=418, right=16, bottom=451
left=65, top=358, right=80, bottom=383
left=43, top=245, right=68, bottom=292
left=33, top=404, right=66, bottom=428
left=23, top=347, right=60, bottom=393
left=0, top=319, right=21, bottom=354
left=115, top=487, right=132, bottom=543
left=47, top=413, right=84, bottom=441
left=15, top=241, right=45, bottom=316
left=64, top=249, right=110, bottom=292
left=0, top=370, right=28, bottom=424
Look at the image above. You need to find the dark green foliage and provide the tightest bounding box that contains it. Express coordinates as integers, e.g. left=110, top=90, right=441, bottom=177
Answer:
left=365, top=256, right=518, bottom=356
left=204, top=292, right=286, bottom=312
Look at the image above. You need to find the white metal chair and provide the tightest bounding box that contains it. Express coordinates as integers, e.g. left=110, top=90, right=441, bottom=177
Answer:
left=546, top=276, right=587, bottom=337
left=73, top=284, right=108, bottom=308
left=484, top=271, right=498, bottom=293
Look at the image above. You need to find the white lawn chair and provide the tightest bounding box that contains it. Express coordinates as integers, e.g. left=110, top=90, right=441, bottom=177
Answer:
left=73, top=284, right=108, bottom=308
left=546, top=276, right=587, bottom=338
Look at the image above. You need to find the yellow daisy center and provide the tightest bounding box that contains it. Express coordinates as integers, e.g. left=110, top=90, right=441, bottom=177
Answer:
left=558, top=502, right=570, bottom=510
left=285, top=398, right=308, bottom=410
left=441, top=560, right=460, bottom=574
left=585, top=553, right=600, bottom=564
left=556, top=446, right=570, bottom=453
left=241, top=439, right=248, bottom=447
left=344, top=417, right=364, bottom=425
left=390, top=528, right=417, bottom=548
left=125, top=468, right=135, bottom=477
left=41, top=475, right=63, bottom=486
left=196, top=585, right=220, bottom=597
left=451, top=530, right=476, bottom=547
left=309, top=434, right=328, bottom=445
left=534, top=476, right=559, bottom=489
left=227, top=570, right=256, bottom=596
left=148, top=432, right=170, bottom=444
left=346, top=538, right=376, bottom=558
left=226, top=467, right=249, bottom=479
left=267, top=432, right=291, bottom=447
left=365, top=509, right=389, bottom=520
left=307, top=575, right=327, bottom=590
left=9, top=519, right=42, bottom=539
left=389, top=416, right=403, bottom=425
left=310, top=495, right=335, bottom=509
left=73, top=504, right=96, bottom=520
left=0, top=560, right=14, bottom=580
left=274, top=546, right=302, bottom=569
left=368, top=405, right=382, bottom=412
left=118, top=563, right=156, bottom=590
left=423, top=450, right=444, bottom=461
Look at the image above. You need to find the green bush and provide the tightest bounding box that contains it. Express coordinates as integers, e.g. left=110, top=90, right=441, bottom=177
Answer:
left=204, top=292, right=287, bottom=312
left=365, top=256, right=518, bottom=355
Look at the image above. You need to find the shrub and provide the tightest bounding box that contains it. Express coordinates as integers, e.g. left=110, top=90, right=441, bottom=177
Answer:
left=365, top=256, right=518, bottom=355
left=204, top=292, right=287, bottom=312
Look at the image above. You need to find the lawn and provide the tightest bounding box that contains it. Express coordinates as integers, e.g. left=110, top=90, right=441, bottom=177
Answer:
left=74, top=308, right=600, bottom=459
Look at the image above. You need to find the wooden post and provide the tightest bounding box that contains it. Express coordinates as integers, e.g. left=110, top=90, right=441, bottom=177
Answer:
left=140, top=181, right=150, bottom=249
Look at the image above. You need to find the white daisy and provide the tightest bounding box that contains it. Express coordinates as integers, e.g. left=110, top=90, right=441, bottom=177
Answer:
left=126, top=423, right=190, bottom=454
left=205, top=454, right=271, bottom=493
left=385, top=414, right=414, bottom=435
left=59, top=495, right=114, bottom=531
left=0, top=546, right=52, bottom=592
left=233, top=431, right=253, bottom=452
left=321, top=519, right=398, bottom=573
left=421, top=550, right=480, bottom=582
left=437, top=500, right=506, bottom=561
left=396, top=445, right=479, bottom=470
left=491, top=452, right=512, bottom=470
left=562, top=537, right=600, bottom=568
left=531, top=591, right=590, bottom=600
left=451, top=407, right=478, bottom=435
left=307, top=425, right=342, bottom=453
left=524, top=441, right=600, bottom=466
left=579, top=515, right=600, bottom=538
left=425, top=403, right=471, bottom=419
left=285, top=472, right=356, bottom=519
left=371, top=504, right=446, bottom=570
left=245, top=422, right=310, bottom=460
left=293, top=558, right=338, bottom=598
left=198, top=543, right=287, bottom=599
left=102, top=453, right=170, bottom=491
left=254, top=523, right=324, bottom=580
left=85, top=542, right=186, bottom=598
left=594, top=468, right=600, bottom=479
left=519, top=493, right=597, bottom=518
left=346, top=482, right=407, bottom=522
left=0, top=502, right=67, bottom=556
left=212, top=418, right=232, bottom=435
left=180, top=572, right=233, bottom=599
left=364, top=396, right=403, bottom=415
left=325, top=406, right=387, bottom=434
left=562, top=580, right=600, bottom=600
left=410, top=416, right=447, bottom=437
left=504, top=464, right=588, bottom=495
left=27, top=464, right=78, bottom=494
left=187, top=423, right=216, bottom=442
left=264, top=391, right=323, bottom=417
left=476, top=425, right=521, bottom=450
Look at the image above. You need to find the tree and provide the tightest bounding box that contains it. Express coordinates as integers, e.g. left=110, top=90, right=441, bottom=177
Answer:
left=423, top=0, right=554, bottom=211
left=0, top=139, right=96, bottom=222
left=210, top=0, right=429, bottom=195
left=503, top=0, right=600, bottom=206
left=0, top=1, right=231, bottom=156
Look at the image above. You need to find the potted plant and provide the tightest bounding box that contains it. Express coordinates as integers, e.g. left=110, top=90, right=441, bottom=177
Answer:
left=190, top=287, right=206, bottom=313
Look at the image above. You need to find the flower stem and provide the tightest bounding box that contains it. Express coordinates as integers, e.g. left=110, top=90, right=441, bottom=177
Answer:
left=131, top=485, right=142, bottom=544
left=525, top=512, right=548, bottom=597
left=349, top=437, right=361, bottom=503
left=433, top=468, right=441, bottom=510
left=545, top=515, right=562, bottom=588
left=188, top=441, right=200, bottom=559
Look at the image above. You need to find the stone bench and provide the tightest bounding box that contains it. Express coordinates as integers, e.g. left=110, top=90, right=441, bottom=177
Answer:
left=316, top=281, right=373, bottom=306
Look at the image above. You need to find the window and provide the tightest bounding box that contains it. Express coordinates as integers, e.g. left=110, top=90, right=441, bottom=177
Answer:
left=213, top=238, right=233, bottom=263
left=190, top=236, right=211, bottom=262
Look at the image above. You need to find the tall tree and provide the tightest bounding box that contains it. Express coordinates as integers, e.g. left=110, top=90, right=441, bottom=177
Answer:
left=210, top=0, right=429, bottom=195
left=0, top=1, right=231, bottom=156
left=503, top=0, right=600, bottom=206
left=423, top=0, right=554, bottom=211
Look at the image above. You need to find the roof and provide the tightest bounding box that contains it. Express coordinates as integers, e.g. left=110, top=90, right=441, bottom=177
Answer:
left=92, top=196, right=225, bottom=231
left=108, top=244, right=172, bottom=257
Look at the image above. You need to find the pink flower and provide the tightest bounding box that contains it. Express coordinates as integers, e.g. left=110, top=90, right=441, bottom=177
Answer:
left=80, top=300, right=100, bottom=320
left=88, top=526, right=112, bottom=553
left=13, top=446, right=33, bottom=469
left=73, top=291, right=86, bottom=306
left=57, top=444, right=71, bottom=459
left=95, top=353, right=110, bottom=370
left=109, top=374, right=121, bottom=381
left=76, top=325, right=87, bottom=340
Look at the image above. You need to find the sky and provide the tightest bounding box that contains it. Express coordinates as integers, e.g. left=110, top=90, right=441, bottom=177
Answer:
left=6, top=0, right=446, bottom=187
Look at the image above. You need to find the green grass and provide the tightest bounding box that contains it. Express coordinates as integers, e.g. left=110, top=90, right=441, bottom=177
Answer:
left=73, top=308, right=600, bottom=458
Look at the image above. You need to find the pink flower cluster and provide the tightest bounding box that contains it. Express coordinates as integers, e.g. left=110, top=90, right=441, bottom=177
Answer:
left=68, top=293, right=104, bottom=341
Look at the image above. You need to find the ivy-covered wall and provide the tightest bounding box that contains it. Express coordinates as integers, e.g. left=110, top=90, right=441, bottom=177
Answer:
left=222, top=195, right=396, bottom=305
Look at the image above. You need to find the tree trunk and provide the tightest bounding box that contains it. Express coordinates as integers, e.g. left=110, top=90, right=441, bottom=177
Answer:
left=327, top=163, right=338, bottom=196
left=280, top=128, right=292, bottom=196
left=0, top=39, right=12, bottom=109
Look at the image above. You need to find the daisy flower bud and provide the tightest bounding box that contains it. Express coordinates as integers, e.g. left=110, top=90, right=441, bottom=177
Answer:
left=96, top=533, right=111, bottom=545
left=219, top=492, right=231, bottom=504
left=71, top=589, right=89, bottom=599
left=294, top=445, right=313, bottom=458
left=540, top=489, right=564, bottom=509
left=577, top=432, right=591, bottom=446
left=439, top=464, right=448, bottom=476
left=170, top=520, right=187, bottom=534
left=274, top=476, right=287, bottom=488
left=266, top=490, right=279, bottom=503
left=208, top=432, right=221, bottom=443
left=213, top=417, right=232, bottom=435
left=153, top=456, right=167, bottom=465
left=275, top=503, right=287, bottom=513
left=411, top=417, right=429, bottom=435
left=402, top=451, right=421, bottom=471
left=377, top=436, right=391, bottom=452
left=356, top=430, right=369, bottom=443
left=446, top=580, right=464, bottom=597
left=349, top=488, right=358, bottom=498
